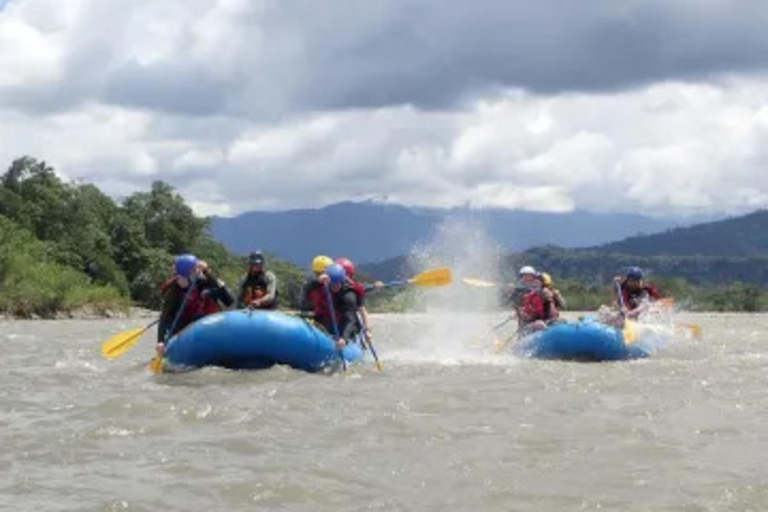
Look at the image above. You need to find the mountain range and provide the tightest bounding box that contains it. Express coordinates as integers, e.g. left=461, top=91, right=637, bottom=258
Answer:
left=211, top=201, right=712, bottom=266
left=358, top=209, right=768, bottom=285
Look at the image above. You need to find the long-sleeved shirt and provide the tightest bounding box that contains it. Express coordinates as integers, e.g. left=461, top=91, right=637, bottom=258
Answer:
left=157, top=271, right=235, bottom=342
left=236, top=270, right=278, bottom=309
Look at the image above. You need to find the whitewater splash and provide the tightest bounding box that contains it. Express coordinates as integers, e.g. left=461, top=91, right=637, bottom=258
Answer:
left=380, top=217, right=699, bottom=365
left=385, top=216, right=516, bottom=365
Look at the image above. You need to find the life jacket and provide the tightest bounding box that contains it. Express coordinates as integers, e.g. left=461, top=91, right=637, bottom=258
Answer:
left=314, top=284, right=357, bottom=334
left=313, top=286, right=338, bottom=330
left=621, top=282, right=661, bottom=310
left=305, top=282, right=324, bottom=312
left=241, top=272, right=270, bottom=304
left=518, top=289, right=557, bottom=324
left=349, top=279, right=365, bottom=303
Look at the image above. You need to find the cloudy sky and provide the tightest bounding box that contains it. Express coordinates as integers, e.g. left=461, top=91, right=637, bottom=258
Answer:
left=2, top=0, right=768, bottom=217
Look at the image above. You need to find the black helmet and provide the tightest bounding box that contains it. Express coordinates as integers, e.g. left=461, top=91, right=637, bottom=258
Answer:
left=248, top=251, right=265, bottom=265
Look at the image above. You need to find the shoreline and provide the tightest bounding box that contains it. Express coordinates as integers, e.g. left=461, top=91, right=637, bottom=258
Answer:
left=1, top=307, right=763, bottom=322
left=0, top=306, right=157, bottom=321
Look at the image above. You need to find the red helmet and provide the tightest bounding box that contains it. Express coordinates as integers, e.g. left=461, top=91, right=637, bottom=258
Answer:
left=335, top=257, right=355, bottom=278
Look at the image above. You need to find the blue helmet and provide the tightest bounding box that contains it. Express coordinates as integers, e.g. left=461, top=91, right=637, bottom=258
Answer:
left=174, top=254, right=198, bottom=278
left=326, top=263, right=347, bottom=285
left=626, top=266, right=644, bottom=280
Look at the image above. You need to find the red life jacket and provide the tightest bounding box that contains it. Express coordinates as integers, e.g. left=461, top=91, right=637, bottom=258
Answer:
left=306, top=285, right=323, bottom=312
left=349, top=279, right=365, bottom=303
left=518, top=289, right=557, bottom=323
left=313, top=287, right=338, bottom=330
left=519, top=290, right=545, bottom=322
left=177, top=285, right=221, bottom=330
left=621, top=283, right=662, bottom=310
left=314, top=285, right=358, bottom=334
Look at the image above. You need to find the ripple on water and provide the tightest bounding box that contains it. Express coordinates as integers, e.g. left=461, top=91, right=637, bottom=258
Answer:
left=2, top=313, right=768, bottom=510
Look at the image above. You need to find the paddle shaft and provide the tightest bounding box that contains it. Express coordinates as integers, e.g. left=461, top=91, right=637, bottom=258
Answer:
left=363, top=280, right=408, bottom=292
left=150, top=276, right=198, bottom=373
left=491, top=316, right=515, bottom=332
left=323, top=283, right=346, bottom=371
left=615, top=281, right=626, bottom=314
left=363, top=267, right=451, bottom=292
left=357, top=311, right=382, bottom=371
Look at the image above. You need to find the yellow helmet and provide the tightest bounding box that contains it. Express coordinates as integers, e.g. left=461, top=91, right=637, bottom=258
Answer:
left=541, top=272, right=553, bottom=287
left=311, top=255, right=334, bottom=274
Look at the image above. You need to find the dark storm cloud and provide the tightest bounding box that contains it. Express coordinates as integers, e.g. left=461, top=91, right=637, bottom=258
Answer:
left=6, top=0, right=768, bottom=117
left=281, top=0, right=768, bottom=110
left=103, top=62, right=227, bottom=116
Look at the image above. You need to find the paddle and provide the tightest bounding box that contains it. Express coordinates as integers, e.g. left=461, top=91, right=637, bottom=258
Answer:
left=615, top=280, right=627, bottom=316
left=462, top=277, right=497, bottom=288
left=357, top=311, right=383, bottom=372
left=618, top=290, right=702, bottom=339
left=478, top=315, right=515, bottom=351
left=493, top=322, right=528, bottom=354
left=101, top=319, right=159, bottom=359
left=654, top=298, right=702, bottom=338
left=324, top=283, right=346, bottom=372
left=149, top=276, right=198, bottom=374
left=364, top=267, right=452, bottom=292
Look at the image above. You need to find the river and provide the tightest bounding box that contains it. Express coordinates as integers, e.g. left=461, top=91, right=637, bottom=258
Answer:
left=1, top=312, right=766, bottom=511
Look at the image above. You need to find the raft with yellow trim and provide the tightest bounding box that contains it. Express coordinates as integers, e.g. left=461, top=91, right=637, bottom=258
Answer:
left=515, top=317, right=654, bottom=361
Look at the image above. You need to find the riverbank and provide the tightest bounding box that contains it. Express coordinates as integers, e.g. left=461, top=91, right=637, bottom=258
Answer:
left=0, top=305, right=156, bottom=321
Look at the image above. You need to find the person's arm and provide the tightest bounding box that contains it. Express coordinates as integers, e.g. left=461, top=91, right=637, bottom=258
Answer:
left=235, top=276, right=247, bottom=309
left=203, top=269, right=235, bottom=308
left=339, top=291, right=360, bottom=342
left=613, top=277, right=623, bottom=307
left=554, top=289, right=566, bottom=310
left=261, top=271, right=278, bottom=306
left=541, top=288, right=557, bottom=321
left=647, top=285, right=662, bottom=300
left=157, top=287, right=180, bottom=343
left=299, top=279, right=316, bottom=311
left=358, top=305, right=371, bottom=330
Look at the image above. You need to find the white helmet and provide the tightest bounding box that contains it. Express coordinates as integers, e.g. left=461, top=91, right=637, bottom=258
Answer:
left=518, top=266, right=537, bottom=276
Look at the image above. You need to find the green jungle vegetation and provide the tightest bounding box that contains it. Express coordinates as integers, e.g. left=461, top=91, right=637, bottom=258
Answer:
left=506, top=245, right=768, bottom=312
left=1, top=156, right=766, bottom=316
left=0, top=157, right=305, bottom=318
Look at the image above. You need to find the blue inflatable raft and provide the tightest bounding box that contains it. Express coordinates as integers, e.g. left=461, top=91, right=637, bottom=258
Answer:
left=515, top=318, right=653, bottom=361
left=159, top=310, right=365, bottom=372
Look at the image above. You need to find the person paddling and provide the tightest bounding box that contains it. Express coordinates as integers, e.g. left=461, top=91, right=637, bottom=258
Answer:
left=509, top=266, right=558, bottom=334
left=299, top=255, right=334, bottom=313
left=540, top=272, right=566, bottom=312
left=316, top=264, right=361, bottom=349
left=335, top=257, right=375, bottom=343
left=157, top=254, right=234, bottom=356
left=236, top=251, right=278, bottom=310
left=614, top=267, right=662, bottom=319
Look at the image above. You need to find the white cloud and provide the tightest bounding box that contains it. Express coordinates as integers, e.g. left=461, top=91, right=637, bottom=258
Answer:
left=3, top=78, right=768, bottom=216
left=0, top=1, right=64, bottom=86
left=2, top=0, right=768, bottom=218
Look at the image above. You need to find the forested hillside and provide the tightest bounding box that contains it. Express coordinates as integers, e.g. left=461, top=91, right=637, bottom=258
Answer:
left=0, top=157, right=304, bottom=317
left=594, top=210, right=768, bottom=257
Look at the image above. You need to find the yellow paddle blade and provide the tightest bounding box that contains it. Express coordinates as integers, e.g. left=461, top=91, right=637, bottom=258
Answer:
left=678, top=323, right=702, bottom=339
left=101, top=326, right=149, bottom=359
left=148, top=357, right=164, bottom=374
left=408, top=267, right=452, bottom=287
left=622, top=320, right=638, bottom=345
left=462, top=277, right=497, bottom=288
